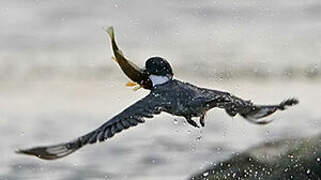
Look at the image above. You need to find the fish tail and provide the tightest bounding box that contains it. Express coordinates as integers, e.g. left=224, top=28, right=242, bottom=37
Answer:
left=106, top=26, right=115, bottom=40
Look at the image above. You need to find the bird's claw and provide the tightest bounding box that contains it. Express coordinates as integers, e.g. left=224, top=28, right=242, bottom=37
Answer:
left=186, top=118, right=200, bottom=128
left=199, top=113, right=206, bottom=127
left=200, top=120, right=205, bottom=127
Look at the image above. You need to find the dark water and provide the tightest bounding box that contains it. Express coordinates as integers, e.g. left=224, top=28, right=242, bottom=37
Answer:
left=1, top=0, right=321, bottom=179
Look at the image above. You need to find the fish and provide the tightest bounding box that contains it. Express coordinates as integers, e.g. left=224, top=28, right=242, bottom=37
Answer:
left=106, top=26, right=152, bottom=90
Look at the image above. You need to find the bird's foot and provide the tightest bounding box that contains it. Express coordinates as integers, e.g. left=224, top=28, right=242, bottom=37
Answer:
left=199, top=114, right=206, bottom=127
left=186, top=118, right=200, bottom=128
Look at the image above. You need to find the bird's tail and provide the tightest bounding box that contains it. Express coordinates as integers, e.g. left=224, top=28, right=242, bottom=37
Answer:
left=225, top=98, right=299, bottom=125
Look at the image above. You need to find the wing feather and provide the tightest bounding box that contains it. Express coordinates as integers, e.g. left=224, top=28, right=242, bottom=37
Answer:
left=16, top=93, right=164, bottom=160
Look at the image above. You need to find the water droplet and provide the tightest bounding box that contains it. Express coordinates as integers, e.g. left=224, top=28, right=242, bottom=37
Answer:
left=195, top=136, right=202, bottom=141
left=173, top=119, right=178, bottom=125
left=284, top=168, right=288, bottom=172
left=104, top=175, right=110, bottom=179
left=153, top=93, right=160, bottom=97
left=190, top=146, right=196, bottom=152
left=232, top=172, right=236, bottom=177
left=216, top=147, right=221, bottom=154
left=203, top=172, right=209, bottom=177
left=306, top=169, right=311, bottom=174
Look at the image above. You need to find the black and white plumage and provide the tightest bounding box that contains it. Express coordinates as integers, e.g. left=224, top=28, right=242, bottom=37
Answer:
left=16, top=57, right=298, bottom=160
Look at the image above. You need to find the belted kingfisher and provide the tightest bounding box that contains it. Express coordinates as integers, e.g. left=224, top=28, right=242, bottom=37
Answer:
left=16, top=29, right=298, bottom=160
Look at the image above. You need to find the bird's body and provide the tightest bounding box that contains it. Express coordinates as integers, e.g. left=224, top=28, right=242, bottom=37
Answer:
left=151, top=80, right=226, bottom=119
left=16, top=27, right=299, bottom=160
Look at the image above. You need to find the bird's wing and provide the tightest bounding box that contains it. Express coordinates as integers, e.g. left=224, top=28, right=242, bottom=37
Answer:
left=213, top=93, right=298, bottom=124
left=16, top=93, right=166, bottom=160
left=199, top=87, right=298, bottom=124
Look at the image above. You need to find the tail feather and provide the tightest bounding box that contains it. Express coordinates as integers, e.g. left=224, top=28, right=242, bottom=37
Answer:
left=240, top=98, right=299, bottom=124
left=240, top=106, right=278, bottom=125
left=106, top=26, right=115, bottom=40
left=278, top=98, right=299, bottom=110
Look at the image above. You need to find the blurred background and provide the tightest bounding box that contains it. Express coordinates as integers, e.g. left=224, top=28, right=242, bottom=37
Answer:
left=0, top=0, right=320, bottom=179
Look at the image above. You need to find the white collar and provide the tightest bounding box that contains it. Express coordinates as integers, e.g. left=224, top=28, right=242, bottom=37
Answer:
left=149, top=75, right=170, bottom=86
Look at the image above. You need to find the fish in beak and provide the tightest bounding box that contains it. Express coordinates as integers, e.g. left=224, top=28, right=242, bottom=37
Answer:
left=106, top=26, right=152, bottom=90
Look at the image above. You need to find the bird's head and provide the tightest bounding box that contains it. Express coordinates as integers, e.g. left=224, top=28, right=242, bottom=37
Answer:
left=144, top=57, right=173, bottom=86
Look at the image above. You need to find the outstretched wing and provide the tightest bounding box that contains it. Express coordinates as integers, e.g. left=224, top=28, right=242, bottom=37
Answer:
left=215, top=93, right=298, bottom=124
left=16, top=93, right=165, bottom=160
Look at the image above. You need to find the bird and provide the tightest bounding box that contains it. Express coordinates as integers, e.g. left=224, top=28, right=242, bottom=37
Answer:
left=16, top=28, right=299, bottom=160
